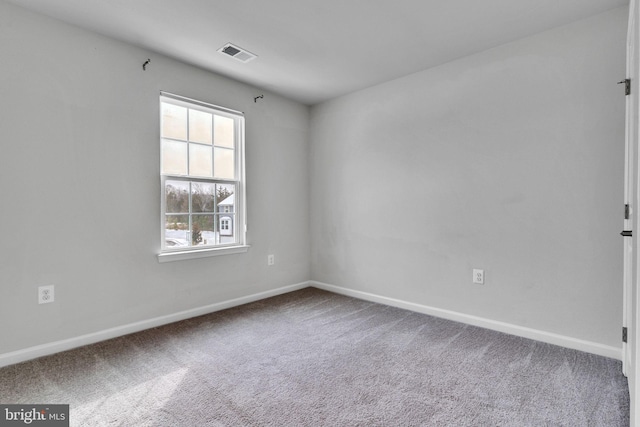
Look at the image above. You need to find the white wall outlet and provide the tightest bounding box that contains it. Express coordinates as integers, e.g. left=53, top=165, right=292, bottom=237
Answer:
left=268, top=254, right=275, bottom=266
left=38, top=285, right=55, bottom=304
left=473, top=269, right=484, bottom=285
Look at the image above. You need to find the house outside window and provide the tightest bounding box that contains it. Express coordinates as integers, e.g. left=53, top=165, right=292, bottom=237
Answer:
left=159, top=92, right=246, bottom=260
left=220, top=216, right=232, bottom=236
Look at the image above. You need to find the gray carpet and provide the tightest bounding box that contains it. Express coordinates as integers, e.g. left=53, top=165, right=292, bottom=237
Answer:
left=0, top=288, right=629, bottom=426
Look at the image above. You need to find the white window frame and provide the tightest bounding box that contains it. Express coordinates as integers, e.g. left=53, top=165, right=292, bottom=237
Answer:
left=157, top=92, right=248, bottom=263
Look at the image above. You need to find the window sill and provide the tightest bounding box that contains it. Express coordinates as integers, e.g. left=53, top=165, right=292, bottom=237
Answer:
left=157, top=245, right=250, bottom=263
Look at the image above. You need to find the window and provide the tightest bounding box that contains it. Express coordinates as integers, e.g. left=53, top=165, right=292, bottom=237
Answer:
left=159, top=92, right=246, bottom=261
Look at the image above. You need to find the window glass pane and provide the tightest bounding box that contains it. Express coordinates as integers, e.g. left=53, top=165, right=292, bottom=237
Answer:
left=189, top=144, right=213, bottom=177
left=214, top=148, right=235, bottom=179
left=192, top=215, right=214, bottom=246
left=216, top=184, right=235, bottom=213
left=214, top=115, right=235, bottom=148
left=161, top=139, right=187, bottom=175
left=192, top=182, right=215, bottom=213
left=165, top=214, right=189, bottom=247
left=165, top=180, right=190, bottom=213
left=189, top=109, right=212, bottom=144
left=218, top=214, right=236, bottom=244
left=161, top=102, right=187, bottom=140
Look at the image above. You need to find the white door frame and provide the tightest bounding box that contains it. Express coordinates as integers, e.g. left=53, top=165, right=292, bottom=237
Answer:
left=624, top=0, right=636, bottom=378
left=626, top=0, right=639, bottom=425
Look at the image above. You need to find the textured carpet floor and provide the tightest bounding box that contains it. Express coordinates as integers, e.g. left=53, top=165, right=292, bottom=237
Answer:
left=0, top=288, right=629, bottom=426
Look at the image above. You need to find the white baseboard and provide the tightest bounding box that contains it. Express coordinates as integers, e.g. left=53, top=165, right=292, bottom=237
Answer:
left=0, top=281, right=311, bottom=368
left=311, top=281, right=622, bottom=361
left=1, top=280, right=622, bottom=368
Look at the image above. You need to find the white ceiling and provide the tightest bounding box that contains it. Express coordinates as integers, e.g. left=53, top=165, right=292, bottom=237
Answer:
left=5, top=0, right=628, bottom=105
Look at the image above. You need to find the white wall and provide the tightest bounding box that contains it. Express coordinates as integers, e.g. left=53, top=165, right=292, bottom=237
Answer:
left=0, top=1, right=310, bottom=354
left=310, top=7, right=627, bottom=348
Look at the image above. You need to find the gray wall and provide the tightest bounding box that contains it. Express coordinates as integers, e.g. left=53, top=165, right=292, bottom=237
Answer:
left=310, top=7, right=627, bottom=348
left=0, top=1, right=310, bottom=354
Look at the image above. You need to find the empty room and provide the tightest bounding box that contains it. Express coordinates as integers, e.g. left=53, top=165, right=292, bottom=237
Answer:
left=1, top=0, right=639, bottom=425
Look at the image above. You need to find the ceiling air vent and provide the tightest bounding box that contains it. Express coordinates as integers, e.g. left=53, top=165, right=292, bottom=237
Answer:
left=218, top=43, right=257, bottom=63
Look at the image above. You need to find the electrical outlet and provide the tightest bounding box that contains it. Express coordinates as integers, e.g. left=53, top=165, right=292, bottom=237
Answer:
left=38, top=285, right=55, bottom=304
left=473, top=269, right=484, bottom=285
left=268, top=254, right=275, bottom=266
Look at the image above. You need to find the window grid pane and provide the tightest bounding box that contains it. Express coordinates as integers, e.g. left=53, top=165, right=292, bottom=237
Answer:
left=189, top=143, right=213, bottom=177
left=161, top=139, right=188, bottom=175
left=191, top=182, right=216, bottom=213
left=214, top=115, right=235, bottom=148
left=191, top=214, right=215, bottom=246
left=165, top=180, right=190, bottom=213
left=188, top=109, right=213, bottom=145
left=214, top=147, right=235, bottom=180
left=161, top=103, right=187, bottom=140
